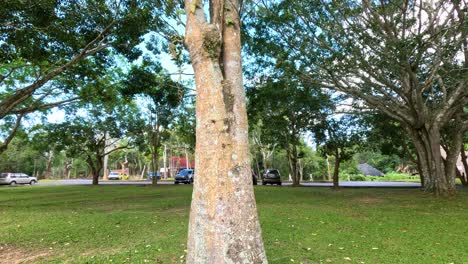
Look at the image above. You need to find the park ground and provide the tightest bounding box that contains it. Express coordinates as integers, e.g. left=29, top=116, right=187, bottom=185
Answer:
left=0, top=185, right=467, bottom=264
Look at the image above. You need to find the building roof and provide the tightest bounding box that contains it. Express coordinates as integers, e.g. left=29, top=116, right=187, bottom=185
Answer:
left=169, top=156, right=195, bottom=169
left=357, top=163, right=384, bottom=176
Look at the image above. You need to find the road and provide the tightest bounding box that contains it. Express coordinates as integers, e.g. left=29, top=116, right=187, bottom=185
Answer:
left=25, top=179, right=422, bottom=188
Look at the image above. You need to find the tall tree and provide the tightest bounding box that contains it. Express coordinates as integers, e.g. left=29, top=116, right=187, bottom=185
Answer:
left=122, top=58, right=184, bottom=185
left=315, top=116, right=362, bottom=188
left=247, top=76, right=330, bottom=186
left=42, top=96, right=144, bottom=185
left=246, top=0, right=467, bottom=196
left=184, top=0, right=267, bottom=262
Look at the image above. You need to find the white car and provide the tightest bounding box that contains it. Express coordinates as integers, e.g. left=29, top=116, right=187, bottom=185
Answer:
left=0, top=173, right=37, bottom=186
left=108, top=172, right=121, bottom=180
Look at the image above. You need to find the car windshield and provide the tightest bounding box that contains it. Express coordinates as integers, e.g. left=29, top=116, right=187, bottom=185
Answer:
left=267, top=170, right=280, bottom=176
left=109, top=172, right=119, bottom=175
left=178, top=170, right=192, bottom=176
left=0, top=173, right=7, bottom=178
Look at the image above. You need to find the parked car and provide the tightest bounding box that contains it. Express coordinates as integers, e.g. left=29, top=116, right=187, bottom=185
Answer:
left=108, top=171, right=121, bottom=180
left=252, top=171, right=258, bottom=185
left=262, top=169, right=282, bottom=185
left=174, top=169, right=194, bottom=184
left=0, top=173, right=37, bottom=186
left=148, top=172, right=161, bottom=180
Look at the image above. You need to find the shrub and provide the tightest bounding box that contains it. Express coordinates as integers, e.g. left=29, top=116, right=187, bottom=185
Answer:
left=349, top=174, right=366, bottom=181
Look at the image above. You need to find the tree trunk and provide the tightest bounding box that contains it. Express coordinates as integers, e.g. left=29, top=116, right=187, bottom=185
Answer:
left=88, top=155, right=102, bottom=185
left=414, top=152, right=425, bottom=188
left=326, top=156, right=332, bottom=181
left=140, top=163, right=146, bottom=180
left=408, top=126, right=456, bottom=196
left=64, top=160, right=72, bottom=179
left=185, top=0, right=267, bottom=262
left=92, top=172, right=99, bottom=185
left=44, top=151, right=53, bottom=179
left=333, top=155, right=341, bottom=189
left=287, top=144, right=300, bottom=186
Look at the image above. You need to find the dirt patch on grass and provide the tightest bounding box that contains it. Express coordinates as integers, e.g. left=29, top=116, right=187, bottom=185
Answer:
left=0, top=245, right=50, bottom=264
left=165, top=206, right=189, bottom=216
left=354, top=196, right=384, bottom=205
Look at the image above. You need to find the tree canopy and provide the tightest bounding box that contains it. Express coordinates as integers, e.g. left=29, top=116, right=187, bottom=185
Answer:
left=0, top=0, right=175, bottom=153
left=245, top=0, right=467, bottom=195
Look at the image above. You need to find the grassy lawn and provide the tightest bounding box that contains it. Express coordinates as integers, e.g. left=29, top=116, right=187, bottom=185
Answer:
left=0, top=185, right=467, bottom=264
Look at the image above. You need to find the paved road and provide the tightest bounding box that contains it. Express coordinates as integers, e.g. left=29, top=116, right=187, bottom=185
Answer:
left=25, top=179, right=422, bottom=188
left=36, top=179, right=173, bottom=186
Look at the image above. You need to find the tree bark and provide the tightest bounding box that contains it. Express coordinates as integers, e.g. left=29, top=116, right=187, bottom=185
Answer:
left=287, top=144, right=300, bottom=186
left=326, top=156, right=332, bottom=181
left=185, top=0, right=267, bottom=262
left=333, top=155, right=341, bottom=189
left=44, top=151, right=53, bottom=179
left=88, top=155, right=102, bottom=185
left=408, top=126, right=456, bottom=196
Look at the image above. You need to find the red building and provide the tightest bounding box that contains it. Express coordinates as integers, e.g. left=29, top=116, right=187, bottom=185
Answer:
left=169, top=156, right=195, bottom=171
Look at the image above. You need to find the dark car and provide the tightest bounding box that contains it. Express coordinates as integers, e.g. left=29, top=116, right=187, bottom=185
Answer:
left=252, top=171, right=258, bottom=185
left=262, top=169, right=282, bottom=185
left=174, top=169, right=194, bottom=184
left=148, top=172, right=161, bottom=180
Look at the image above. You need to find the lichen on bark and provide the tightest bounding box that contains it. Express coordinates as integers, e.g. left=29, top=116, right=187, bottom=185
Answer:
left=202, top=24, right=222, bottom=59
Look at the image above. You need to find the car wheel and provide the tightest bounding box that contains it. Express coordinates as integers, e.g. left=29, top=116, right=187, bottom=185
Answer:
left=262, top=181, right=266, bottom=185
left=175, top=181, right=179, bottom=184
left=190, top=178, right=194, bottom=184
left=9, top=181, right=17, bottom=186
left=30, top=180, right=36, bottom=185
left=278, top=182, right=282, bottom=186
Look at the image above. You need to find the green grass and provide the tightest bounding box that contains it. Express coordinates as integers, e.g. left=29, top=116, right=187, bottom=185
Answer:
left=0, top=185, right=467, bottom=263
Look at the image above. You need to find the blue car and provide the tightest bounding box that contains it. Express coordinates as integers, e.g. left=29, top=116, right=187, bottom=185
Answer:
left=174, top=169, right=194, bottom=184
left=148, top=172, right=161, bottom=180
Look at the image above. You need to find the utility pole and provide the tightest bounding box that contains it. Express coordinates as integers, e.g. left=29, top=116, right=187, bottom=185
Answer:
left=185, top=145, right=190, bottom=170
left=103, top=132, right=109, bottom=180
left=163, top=144, right=168, bottom=178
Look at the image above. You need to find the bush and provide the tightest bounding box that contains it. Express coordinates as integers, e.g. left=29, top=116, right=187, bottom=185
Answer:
left=365, top=176, right=379, bottom=181
left=349, top=174, right=366, bottom=181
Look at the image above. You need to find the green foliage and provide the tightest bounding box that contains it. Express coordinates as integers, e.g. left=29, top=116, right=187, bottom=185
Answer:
left=248, top=76, right=330, bottom=147
left=0, top=0, right=177, bottom=152
left=349, top=174, right=366, bottom=181
left=357, top=112, right=416, bottom=169
left=0, top=129, right=42, bottom=175
left=121, top=58, right=185, bottom=128
left=247, top=72, right=332, bottom=184
left=36, top=96, right=145, bottom=177
left=355, top=151, right=404, bottom=174
left=367, top=172, right=420, bottom=182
